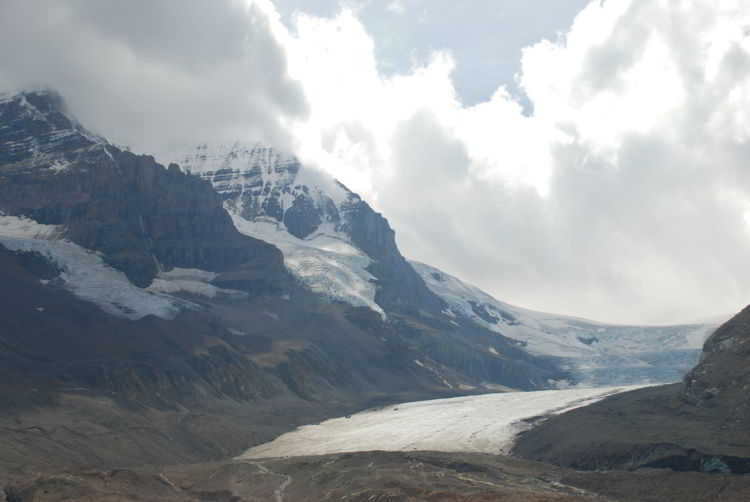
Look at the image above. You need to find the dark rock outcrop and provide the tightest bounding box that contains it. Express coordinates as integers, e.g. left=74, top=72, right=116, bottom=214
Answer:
left=339, top=197, right=445, bottom=315
left=682, top=304, right=750, bottom=411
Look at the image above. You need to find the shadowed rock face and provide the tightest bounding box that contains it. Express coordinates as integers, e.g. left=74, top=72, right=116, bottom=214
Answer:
left=0, top=91, right=283, bottom=288
left=339, top=197, right=446, bottom=315
left=682, top=304, right=750, bottom=412
left=513, top=304, right=750, bottom=474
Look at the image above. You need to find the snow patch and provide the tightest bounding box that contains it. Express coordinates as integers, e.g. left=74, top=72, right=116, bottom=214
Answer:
left=0, top=213, right=190, bottom=320
left=146, top=267, right=247, bottom=300
left=231, top=215, right=385, bottom=319
left=0, top=213, right=62, bottom=240
left=47, top=159, right=69, bottom=173
left=0, top=236, right=186, bottom=320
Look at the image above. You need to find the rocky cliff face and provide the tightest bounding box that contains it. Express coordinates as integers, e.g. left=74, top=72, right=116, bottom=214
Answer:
left=0, top=242, right=284, bottom=407
left=0, top=92, right=283, bottom=288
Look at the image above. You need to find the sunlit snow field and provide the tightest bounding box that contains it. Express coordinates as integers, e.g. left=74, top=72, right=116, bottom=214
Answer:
left=240, top=385, right=645, bottom=460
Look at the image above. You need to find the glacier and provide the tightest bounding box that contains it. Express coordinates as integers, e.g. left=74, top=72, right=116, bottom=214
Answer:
left=410, top=260, right=717, bottom=385
left=240, top=385, right=646, bottom=459
left=231, top=216, right=385, bottom=318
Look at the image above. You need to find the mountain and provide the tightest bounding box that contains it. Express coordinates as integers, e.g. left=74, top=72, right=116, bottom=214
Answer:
left=0, top=91, right=284, bottom=292
left=0, top=89, right=738, bottom=502
left=0, top=90, right=571, bottom=483
left=173, top=142, right=444, bottom=317
left=411, top=261, right=717, bottom=386
left=513, top=304, right=750, bottom=474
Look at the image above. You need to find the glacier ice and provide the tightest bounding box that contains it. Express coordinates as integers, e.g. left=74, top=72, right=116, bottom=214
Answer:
left=240, top=385, right=646, bottom=459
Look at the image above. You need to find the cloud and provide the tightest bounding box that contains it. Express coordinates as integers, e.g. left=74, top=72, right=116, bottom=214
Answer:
left=3, top=0, right=750, bottom=324
left=274, top=0, right=590, bottom=104
left=280, top=0, right=750, bottom=324
left=0, top=0, right=308, bottom=156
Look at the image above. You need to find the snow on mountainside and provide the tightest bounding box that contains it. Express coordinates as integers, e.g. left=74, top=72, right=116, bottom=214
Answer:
left=173, top=143, right=385, bottom=317
left=0, top=213, right=187, bottom=319
left=0, top=91, right=106, bottom=167
left=0, top=213, right=244, bottom=320
left=411, top=260, right=717, bottom=385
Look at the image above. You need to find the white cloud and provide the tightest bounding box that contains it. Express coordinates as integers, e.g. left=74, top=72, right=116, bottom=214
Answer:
left=386, top=0, right=406, bottom=15
left=276, top=0, right=750, bottom=324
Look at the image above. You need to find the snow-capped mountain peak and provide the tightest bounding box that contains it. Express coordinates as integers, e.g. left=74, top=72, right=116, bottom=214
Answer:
left=172, top=142, right=446, bottom=319
left=173, top=143, right=386, bottom=317
left=0, top=90, right=106, bottom=171
left=174, top=143, right=355, bottom=240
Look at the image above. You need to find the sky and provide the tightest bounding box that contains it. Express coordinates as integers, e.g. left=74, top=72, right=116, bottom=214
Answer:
left=2, top=0, right=750, bottom=325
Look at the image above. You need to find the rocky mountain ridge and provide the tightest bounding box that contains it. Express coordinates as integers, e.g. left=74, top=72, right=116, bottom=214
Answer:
left=0, top=91, right=284, bottom=291
left=172, top=141, right=716, bottom=388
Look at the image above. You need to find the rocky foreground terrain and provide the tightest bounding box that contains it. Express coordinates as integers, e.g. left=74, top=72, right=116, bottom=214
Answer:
left=5, top=450, right=750, bottom=502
